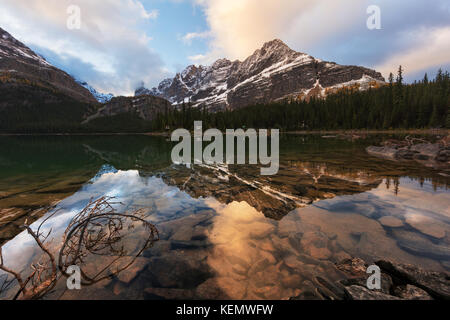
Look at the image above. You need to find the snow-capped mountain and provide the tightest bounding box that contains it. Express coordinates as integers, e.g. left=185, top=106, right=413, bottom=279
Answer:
left=76, top=80, right=114, bottom=103
left=137, top=39, right=385, bottom=111
left=0, top=27, right=97, bottom=104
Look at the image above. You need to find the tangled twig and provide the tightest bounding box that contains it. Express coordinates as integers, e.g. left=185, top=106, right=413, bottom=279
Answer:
left=0, top=197, right=159, bottom=299
left=0, top=214, right=58, bottom=300
left=58, top=197, right=159, bottom=286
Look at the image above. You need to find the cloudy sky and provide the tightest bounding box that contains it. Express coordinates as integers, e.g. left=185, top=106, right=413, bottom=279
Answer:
left=0, top=0, right=449, bottom=96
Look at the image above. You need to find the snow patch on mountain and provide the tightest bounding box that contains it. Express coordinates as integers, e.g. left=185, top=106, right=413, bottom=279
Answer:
left=0, top=31, right=52, bottom=68
left=77, top=80, right=114, bottom=103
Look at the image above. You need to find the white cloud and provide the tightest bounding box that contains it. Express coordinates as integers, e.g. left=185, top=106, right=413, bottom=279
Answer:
left=180, top=31, right=210, bottom=45
left=142, top=9, right=159, bottom=20
left=0, top=0, right=168, bottom=95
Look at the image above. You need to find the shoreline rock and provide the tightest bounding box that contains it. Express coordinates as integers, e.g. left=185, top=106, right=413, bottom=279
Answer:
left=333, top=258, right=450, bottom=300
left=366, top=136, right=450, bottom=168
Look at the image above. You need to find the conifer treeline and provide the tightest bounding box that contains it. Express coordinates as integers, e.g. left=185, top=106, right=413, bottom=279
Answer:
left=1, top=68, right=448, bottom=133
left=151, top=67, right=450, bottom=131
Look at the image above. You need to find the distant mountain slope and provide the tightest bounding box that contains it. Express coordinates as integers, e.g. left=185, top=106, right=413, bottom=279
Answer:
left=137, top=39, right=385, bottom=111
left=84, top=94, right=173, bottom=123
left=0, top=27, right=97, bottom=104
left=0, top=79, right=97, bottom=133
left=76, top=80, right=114, bottom=103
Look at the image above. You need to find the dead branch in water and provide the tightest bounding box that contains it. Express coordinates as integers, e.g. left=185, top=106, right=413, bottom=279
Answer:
left=0, top=197, right=159, bottom=299
left=0, top=214, right=58, bottom=300
left=58, top=196, right=159, bottom=286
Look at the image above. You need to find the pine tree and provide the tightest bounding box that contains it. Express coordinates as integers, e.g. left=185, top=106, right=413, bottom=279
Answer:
left=388, top=73, right=394, bottom=87
left=396, top=65, right=403, bottom=87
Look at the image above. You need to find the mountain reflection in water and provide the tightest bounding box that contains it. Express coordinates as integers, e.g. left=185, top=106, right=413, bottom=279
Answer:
left=0, top=135, right=449, bottom=299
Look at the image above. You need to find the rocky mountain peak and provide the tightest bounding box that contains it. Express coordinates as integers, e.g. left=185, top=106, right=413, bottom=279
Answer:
left=212, top=58, right=232, bottom=69
left=261, top=38, right=291, bottom=51
left=136, top=38, right=385, bottom=111
left=255, top=39, right=299, bottom=60
left=180, top=64, right=207, bottom=82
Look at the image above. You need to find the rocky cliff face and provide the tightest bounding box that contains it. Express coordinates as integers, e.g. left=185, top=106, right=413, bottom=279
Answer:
left=0, top=27, right=97, bottom=104
left=137, top=39, right=385, bottom=111
left=84, top=94, right=173, bottom=123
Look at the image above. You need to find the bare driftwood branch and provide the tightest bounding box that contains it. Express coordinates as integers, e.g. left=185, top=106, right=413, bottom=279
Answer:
left=0, top=196, right=159, bottom=299
left=59, top=196, right=159, bottom=286
left=0, top=213, right=58, bottom=300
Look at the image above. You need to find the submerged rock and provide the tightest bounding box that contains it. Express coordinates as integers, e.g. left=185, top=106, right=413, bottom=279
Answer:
left=378, top=216, right=404, bottom=228
left=405, top=213, right=448, bottom=239
left=300, top=231, right=332, bottom=260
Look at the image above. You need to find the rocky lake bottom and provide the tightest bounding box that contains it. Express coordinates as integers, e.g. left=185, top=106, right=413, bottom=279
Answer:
left=0, top=134, right=448, bottom=300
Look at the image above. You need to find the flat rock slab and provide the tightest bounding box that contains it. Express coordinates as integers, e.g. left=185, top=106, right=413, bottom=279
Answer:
left=405, top=213, right=448, bottom=239
left=378, top=216, right=404, bottom=228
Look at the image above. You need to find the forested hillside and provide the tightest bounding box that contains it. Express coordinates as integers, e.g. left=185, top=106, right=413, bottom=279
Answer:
left=151, top=68, right=450, bottom=131
left=0, top=78, right=97, bottom=133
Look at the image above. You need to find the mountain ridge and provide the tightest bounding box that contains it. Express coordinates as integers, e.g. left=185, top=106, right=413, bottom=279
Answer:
left=0, top=27, right=97, bottom=104
left=136, top=39, right=385, bottom=111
